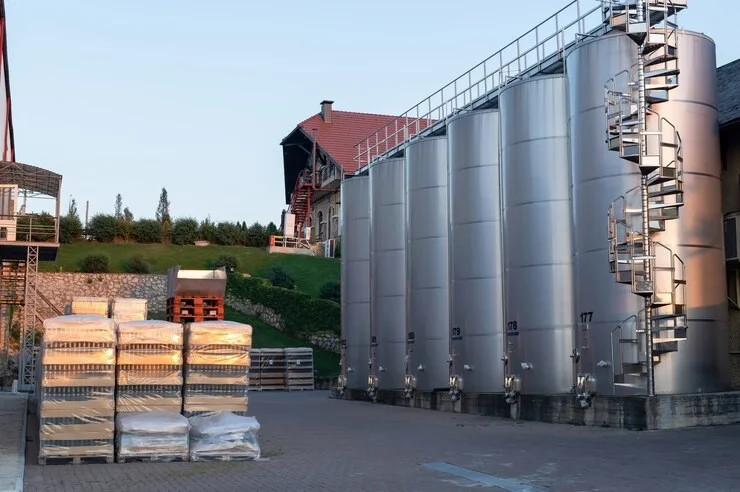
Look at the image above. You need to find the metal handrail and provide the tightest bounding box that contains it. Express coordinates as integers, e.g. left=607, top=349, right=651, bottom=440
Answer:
left=353, top=0, right=606, bottom=167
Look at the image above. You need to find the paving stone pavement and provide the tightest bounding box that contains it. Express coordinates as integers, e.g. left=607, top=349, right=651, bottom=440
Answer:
left=21, top=391, right=740, bottom=491
left=0, top=393, right=27, bottom=492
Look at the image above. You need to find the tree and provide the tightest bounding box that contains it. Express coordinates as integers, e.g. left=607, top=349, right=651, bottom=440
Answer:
left=123, top=207, right=134, bottom=222
left=132, top=219, right=163, bottom=243
left=114, top=194, right=123, bottom=219
left=171, top=218, right=199, bottom=245
left=87, top=214, right=117, bottom=243
left=155, top=187, right=171, bottom=224
left=68, top=198, right=78, bottom=219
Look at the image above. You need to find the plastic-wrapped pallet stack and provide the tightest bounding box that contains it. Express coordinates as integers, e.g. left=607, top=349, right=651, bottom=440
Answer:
left=115, top=320, right=184, bottom=413
left=183, top=321, right=252, bottom=416
left=111, top=298, right=148, bottom=322
left=188, top=412, right=261, bottom=461
left=38, top=315, right=117, bottom=464
left=115, top=412, right=190, bottom=463
left=70, top=297, right=109, bottom=317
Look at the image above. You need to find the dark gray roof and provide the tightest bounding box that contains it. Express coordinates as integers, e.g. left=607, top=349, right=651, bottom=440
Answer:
left=718, top=59, right=740, bottom=127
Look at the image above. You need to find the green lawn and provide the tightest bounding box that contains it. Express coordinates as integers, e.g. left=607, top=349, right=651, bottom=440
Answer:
left=45, top=242, right=339, bottom=298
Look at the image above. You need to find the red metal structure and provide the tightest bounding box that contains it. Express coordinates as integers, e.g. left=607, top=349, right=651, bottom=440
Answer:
left=0, top=0, right=16, bottom=162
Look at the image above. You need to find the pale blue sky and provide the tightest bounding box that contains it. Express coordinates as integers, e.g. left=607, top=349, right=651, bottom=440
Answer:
left=5, top=0, right=735, bottom=225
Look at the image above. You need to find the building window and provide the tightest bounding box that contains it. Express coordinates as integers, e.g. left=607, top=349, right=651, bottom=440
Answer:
left=317, top=210, right=325, bottom=241
left=328, top=206, right=334, bottom=238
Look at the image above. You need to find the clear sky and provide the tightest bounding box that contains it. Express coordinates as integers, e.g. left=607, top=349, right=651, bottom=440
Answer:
left=5, top=0, right=736, bottom=225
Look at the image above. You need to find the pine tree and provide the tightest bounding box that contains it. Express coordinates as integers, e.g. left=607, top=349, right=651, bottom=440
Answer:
left=115, top=194, right=123, bottom=219
left=68, top=198, right=78, bottom=218
left=155, top=188, right=171, bottom=223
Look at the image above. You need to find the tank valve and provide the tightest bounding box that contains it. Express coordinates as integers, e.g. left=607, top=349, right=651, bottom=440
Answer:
left=449, top=374, right=463, bottom=401
left=367, top=375, right=378, bottom=402
left=336, top=374, right=347, bottom=396
left=404, top=374, right=416, bottom=399
left=574, top=373, right=596, bottom=408
left=504, top=375, right=521, bottom=404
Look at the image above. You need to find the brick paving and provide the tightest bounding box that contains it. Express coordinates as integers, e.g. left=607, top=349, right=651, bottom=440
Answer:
left=21, top=391, right=740, bottom=491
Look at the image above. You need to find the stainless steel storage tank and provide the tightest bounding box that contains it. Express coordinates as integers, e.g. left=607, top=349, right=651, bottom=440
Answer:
left=566, top=30, right=729, bottom=396
left=340, top=175, right=371, bottom=390
left=448, top=109, right=505, bottom=394
left=369, top=157, right=407, bottom=390
left=406, top=136, right=450, bottom=391
left=649, top=31, right=730, bottom=394
left=500, top=74, right=575, bottom=395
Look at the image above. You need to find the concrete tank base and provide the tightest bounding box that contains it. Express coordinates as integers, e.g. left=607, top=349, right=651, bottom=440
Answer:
left=331, top=389, right=740, bottom=431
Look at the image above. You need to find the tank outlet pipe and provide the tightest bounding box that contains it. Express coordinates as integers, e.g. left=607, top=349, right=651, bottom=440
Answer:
left=366, top=374, right=378, bottom=402
left=449, top=374, right=463, bottom=402
left=404, top=374, right=417, bottom=399
left=504, top=375, right=521, bottom=405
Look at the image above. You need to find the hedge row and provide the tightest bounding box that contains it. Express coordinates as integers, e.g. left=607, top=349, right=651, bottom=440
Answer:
left=226, top=275, right=340, bottom=336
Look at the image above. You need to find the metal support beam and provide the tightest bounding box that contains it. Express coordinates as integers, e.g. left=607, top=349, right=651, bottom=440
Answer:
left=19, top=245, right=38, bottom=391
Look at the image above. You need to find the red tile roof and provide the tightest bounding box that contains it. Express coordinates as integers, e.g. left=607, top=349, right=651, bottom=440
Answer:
left=296, top=110, right=398, bottom=174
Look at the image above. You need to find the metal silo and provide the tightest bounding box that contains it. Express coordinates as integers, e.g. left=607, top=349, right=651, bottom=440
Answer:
left=499, top=74, right=575, bottom=396
left=340, top=175, right=370, bottom=391
left=648, top=31, right=729, bottom=394
left=567, top=32, right=644, bottom=397
left=369, top=157, right=407, bottom=391
left=405, top=136, right=449, bottom=393
left=448, top=109, right=505, bottom=395
left=566, top=30, right=729, bottom=396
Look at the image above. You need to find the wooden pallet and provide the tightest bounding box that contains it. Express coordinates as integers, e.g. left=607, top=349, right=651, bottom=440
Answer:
left=190, top=453, right=258, bottom=462
left=38, top=455, right=114, bottom=465
left=167, top=314, right=223, bottom=324
left=116, top=455, right=188, bottom=464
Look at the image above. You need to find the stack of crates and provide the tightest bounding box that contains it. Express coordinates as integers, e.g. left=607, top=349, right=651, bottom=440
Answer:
left=115, top=320, right=184, bottom=414
left=183, top=321, right=252, bottom=416
left=248, top=349, right=262, bottom=388
left=111, top=298, right=148, bottom=323
left=38, top=315, right=117, bottom=464
left=166, top=296, right=224, bottom=324
left=285, top=348, right=315, bottom=391
left=70, top=297, right=109, bottom=317
left=255, top=348, right=287, bottom=390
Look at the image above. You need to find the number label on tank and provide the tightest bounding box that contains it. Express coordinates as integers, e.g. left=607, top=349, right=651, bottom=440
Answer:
left=507, top=321, right=519, bottom=337
left=451, top=327, right=462, bottom=341
left=579, top=312, right=594, bottom=323
left=407, top=331, right=415, bottom=344
left=371, top=336, right=378, bottom=347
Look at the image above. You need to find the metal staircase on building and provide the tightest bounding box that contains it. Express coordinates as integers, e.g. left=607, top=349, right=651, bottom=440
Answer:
left=289, top=169, right=312, bottom=238
left=602, top=0, right=688, bottom=396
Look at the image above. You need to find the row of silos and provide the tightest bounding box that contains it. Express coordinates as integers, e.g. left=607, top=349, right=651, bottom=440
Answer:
left=340, top=29, right=729, bottom=398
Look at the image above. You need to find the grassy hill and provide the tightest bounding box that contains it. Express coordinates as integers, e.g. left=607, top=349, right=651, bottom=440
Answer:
left=44, top=242, right=339, bottom=298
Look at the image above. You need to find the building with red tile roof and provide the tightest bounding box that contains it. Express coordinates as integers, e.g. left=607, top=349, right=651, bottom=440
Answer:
left=279, top=100, right=400, bottom=242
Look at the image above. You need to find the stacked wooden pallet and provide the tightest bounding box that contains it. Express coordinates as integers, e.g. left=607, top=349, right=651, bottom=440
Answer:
left=285, top=348, right=315, bottom=391
left=166, top=296, right=224, bottom=324
left=38, top=315, right=117, bottom=465
left=183, top=321, right=252, bottom=417
left=115, top=320, right=184, bottom=414
left=70, top=297, right=109, bottom=317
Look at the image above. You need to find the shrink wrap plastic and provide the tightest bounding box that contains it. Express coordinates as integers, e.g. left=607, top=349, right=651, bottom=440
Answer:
left=188, top=412, right=261, bottom=461
left=116, top=412, right=190, bottom=461
left=38, top=315, right=117, bottom=460
left=116, top=320, right=184, bottom=414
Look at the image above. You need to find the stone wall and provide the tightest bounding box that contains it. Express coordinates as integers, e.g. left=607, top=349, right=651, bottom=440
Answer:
left=26, top=273, right=341, bottom=355
left=36, top=273, right=167, bottom=314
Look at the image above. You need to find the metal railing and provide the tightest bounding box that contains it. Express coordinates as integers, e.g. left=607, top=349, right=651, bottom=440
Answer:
left=353, top=0, right=607, bottom=168
left=0, top=214, right=59, bottom=243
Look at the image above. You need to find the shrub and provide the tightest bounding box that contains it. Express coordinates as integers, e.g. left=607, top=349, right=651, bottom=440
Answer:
left=87, top=214, right=117, bottom=243
left=79, top=254, right=110, bottom=273
left=171, top=218, right=199, bottom=245
left=213, top=254, right=238, bottom=272
left=132, top=219, right=163, bottom=243
left=124, top=255, right=150, bottom=274
left=227, top=275, right=339, bottom=336
left=214, top=221, right=243, bottom=246
left=318, top=281, right=340, bottom=303
left=267, top=266, right=295, bottom=290
left=59, top=215, right=83, bottom=243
